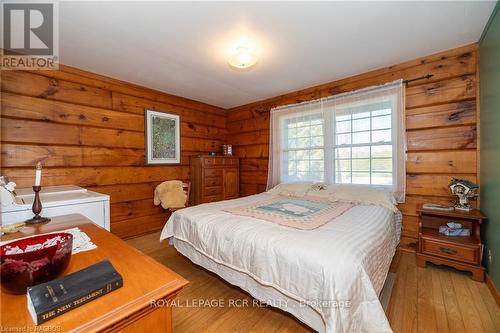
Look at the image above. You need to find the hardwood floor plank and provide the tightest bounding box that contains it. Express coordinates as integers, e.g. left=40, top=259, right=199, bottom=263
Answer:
left=450, top=272, right=485, bottom=332
left=127, top=234, right=499, bottom=333
left=402, top=254, right=418, bottom=333
left=439, top=269, right=467, bottom=333
left=203, top=306, right=263, bottom=333
left=275, top=316, right=312, bottom=333
left=477, top=279, right=500, bottom=332
left=388, top=251, right=408, bottom=333
left=462, top=278, right=497, bottom=333
left=417, top=266, right=438, bottom=332
left=173, top=278, right=235, bottom=331
left=430, top=267, right=450, bottom=333
left=247, top=308, right=287, bottom=333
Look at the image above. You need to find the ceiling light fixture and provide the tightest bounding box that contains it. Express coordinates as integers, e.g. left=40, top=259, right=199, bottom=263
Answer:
left=228, top=46, right=258, bottom=70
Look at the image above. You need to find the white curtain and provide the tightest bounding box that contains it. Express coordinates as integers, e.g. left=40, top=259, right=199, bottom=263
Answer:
left=267, top=79, right=406, bottom=202
left=267, top=100, right=327, bottom=188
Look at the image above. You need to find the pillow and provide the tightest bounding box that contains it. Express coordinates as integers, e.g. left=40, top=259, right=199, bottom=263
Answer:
left=304, top=183, right=335, bottom=200
left=329, top=185, right=398, bottom=212
left=267, top=182, right=315, bottom=197
left=268, top=183, right=398, bottom=212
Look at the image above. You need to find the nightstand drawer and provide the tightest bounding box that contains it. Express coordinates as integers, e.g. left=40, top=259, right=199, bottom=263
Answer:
left=421, top=238, right=478, bottom=264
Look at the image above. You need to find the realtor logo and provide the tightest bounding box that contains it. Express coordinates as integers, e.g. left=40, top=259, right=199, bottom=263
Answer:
left=1, top=1, right=59, bottom=70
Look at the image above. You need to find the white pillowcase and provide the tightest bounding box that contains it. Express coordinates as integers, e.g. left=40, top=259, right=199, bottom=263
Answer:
left=329, top=185, right=398, bottom=212
left=267, top=182, right=398, bottom=212
left=304, top=184, right=335, bottom=200
left=266, top=182, right=314, bottom=197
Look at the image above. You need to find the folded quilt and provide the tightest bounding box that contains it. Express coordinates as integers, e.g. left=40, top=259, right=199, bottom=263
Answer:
left=224, top=196, right=353, bottom=230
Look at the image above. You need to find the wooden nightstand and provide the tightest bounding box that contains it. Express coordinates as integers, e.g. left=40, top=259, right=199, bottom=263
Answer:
left=416, top=206, right=486, bottom=281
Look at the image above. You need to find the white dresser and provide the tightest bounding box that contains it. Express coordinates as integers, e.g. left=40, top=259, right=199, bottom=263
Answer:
left=0, top=185, right=110, bottom=230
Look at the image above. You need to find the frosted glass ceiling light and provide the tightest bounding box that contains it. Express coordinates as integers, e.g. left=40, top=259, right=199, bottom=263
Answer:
left=228, top=46, right=258, bottom=70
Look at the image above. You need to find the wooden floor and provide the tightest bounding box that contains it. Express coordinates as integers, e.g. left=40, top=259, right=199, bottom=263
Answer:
left=127, top=232, right=500, bottom=333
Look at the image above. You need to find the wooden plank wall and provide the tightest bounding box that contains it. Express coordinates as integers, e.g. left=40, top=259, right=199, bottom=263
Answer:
left=227, top=44, right=479, bottom=251
left=0, top=65, right=227, bottom=238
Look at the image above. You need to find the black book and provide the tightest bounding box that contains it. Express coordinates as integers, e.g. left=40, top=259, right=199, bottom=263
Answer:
left=27, top=259, right=123, bottom=325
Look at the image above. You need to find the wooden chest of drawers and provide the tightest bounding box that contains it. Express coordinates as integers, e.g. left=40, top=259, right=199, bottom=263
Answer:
left=416, top=206, right=486, bottom=281
left=190, top=156, right=239, bottom=205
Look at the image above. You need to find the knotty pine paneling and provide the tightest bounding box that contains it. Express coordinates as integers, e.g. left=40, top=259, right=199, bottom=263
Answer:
left=406, top=151, right=477, bottom=174
left=1, top=144, right=199, bottom=168
left=2, top=166, right=189, bottom=187
left=406, top=101, right=476, bottom=130
left=1, top=44, right=481, bottom=247
left=406, top=126, right=477, bottom=151
left=1, top=67, right=226, bottom=238
left=226, top=43, right=480, bottom=252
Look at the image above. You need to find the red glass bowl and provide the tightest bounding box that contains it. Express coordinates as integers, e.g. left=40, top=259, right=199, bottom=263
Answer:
left=1, top=233, right=73, bottom=294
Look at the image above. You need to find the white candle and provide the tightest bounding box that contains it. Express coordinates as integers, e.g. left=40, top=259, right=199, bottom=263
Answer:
left=35, top=162, right=42, bottom=186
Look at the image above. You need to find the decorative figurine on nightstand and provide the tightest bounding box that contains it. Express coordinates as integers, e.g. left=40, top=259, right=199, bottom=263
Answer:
left=449, top=178, right=478, bottom=211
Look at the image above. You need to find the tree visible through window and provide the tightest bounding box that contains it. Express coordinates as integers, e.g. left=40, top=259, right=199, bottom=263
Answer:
left=334, top=101, right=393, bottom=186
left=282, top=113, right=324, bottom=182
left=280, top=102, right=395, bottom=187
left=270, top=80, right=404, bottom=200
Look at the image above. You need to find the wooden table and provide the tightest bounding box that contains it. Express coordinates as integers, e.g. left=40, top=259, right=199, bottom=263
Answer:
left=1, top=214, right=188, bottom=332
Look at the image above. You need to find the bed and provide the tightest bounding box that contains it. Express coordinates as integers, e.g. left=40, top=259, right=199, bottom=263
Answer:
left=160, top=191, right=401, bottom=333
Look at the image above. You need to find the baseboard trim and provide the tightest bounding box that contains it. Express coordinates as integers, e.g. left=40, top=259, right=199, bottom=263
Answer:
left=485, top=273, right=500, bottom=308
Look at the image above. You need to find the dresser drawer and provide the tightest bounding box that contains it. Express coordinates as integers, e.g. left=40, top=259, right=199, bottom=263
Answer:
left=190, top=155, right=239, bottom=206
left=224, top=158, right=239, bottom=166
left=204, top=186, right=222, bottom=196
left=203, top=195, right=223, bottom=203
left=421, top=238, right=478, bottom=264
left=203, top=158, right=224, bottom=166
left=204, top=177, right=222, bottom=187
left=204, top=168, right=223, bottom=177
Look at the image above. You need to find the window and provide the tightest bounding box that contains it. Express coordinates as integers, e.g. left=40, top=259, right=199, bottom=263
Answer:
left=282, top=113, right=324, bottom=183
left=269, top=80, right=405, bottom=201
left=334, top=102, right=393, bottom=186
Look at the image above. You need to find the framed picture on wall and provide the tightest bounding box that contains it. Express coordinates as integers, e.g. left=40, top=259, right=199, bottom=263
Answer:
left=145, top=109, right=181, bottom=164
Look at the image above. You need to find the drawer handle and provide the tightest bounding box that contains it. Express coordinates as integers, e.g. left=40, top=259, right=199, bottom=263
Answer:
left=440, top=247, right=457, bottom=255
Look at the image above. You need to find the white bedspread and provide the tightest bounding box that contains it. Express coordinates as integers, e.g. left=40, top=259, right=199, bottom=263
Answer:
left=160, top=193, right=401, bottom=333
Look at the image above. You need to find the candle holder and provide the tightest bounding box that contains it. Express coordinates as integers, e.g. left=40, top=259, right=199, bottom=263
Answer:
left=25, top=186, right=51, bottom=225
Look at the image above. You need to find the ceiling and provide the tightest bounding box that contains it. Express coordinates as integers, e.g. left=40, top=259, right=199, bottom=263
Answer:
left=59, top=1, right=496, bottom=109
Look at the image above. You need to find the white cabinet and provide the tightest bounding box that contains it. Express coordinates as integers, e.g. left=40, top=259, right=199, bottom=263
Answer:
left=0, top=185, right=110, bottom=230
